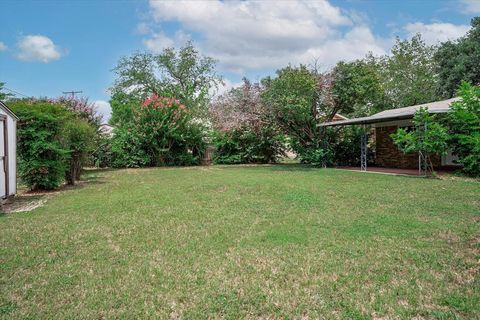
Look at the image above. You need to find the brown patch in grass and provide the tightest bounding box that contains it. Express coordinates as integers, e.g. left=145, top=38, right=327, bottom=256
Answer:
left=1, top=194, right=47, bottom=213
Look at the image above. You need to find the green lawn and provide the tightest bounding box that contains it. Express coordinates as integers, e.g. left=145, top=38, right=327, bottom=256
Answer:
left=1, top=165, right=479, bottom=319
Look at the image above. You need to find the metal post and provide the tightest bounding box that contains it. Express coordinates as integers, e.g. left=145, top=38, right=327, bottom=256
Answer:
left=360, top=129, right=368, bottom=171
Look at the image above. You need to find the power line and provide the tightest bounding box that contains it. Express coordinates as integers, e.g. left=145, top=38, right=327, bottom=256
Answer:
left=3, top=87, right=30, bottom=98
left=62, top=90, right=83, bottom=99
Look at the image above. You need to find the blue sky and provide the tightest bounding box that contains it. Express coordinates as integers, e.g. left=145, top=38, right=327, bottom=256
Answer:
left=0, top=0, right=478, bottom=122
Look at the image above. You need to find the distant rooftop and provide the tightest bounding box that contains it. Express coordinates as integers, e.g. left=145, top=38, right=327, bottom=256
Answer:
left=320, top=97, right=459, bottom=127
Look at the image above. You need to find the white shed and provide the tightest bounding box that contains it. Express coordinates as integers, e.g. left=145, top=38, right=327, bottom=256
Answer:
left=0, top=101, right=17, bottom=199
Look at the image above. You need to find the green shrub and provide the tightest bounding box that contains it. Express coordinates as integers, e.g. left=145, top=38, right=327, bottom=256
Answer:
left=213, top=126, right=285, bottom=165
left=60, top=119, right=97, bottom=185
left=9, top=100, right=69, bottom=190
left=391, top=107, right=449, bottom=175
left=449, top=82, right=480, bottom=176
left=91, top=134, right=112, bottom=168
left=111, top=127, right=151, bottom=168
left=111, top=94, right=206, bottom=168
left=330, top=126, right=363, bottom=167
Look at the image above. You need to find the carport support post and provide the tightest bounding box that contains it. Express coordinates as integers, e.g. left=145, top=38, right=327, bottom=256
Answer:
left=360, top=126, right=368, bottom=171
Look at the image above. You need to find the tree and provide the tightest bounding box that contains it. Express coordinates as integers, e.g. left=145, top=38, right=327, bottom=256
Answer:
left=210, top=79, right=285, bottom=164
left=448, top=82, right=480, bottom=176
left=0, top=82, right=13, bottom=101
left=109, top=91, right=139, bottom=126
left=435, top=17, right=480, bottom=98
left=381, top=34, right=439, bottom=108
left=9, top=100, right=70, bottom=190
left=111, top=94, right=206, bottom=167
left=55, top=96, right=102, bottom=127
left=61, top=119, right=96, bottom=185
left=112, top=42, right=222, bottom=119
left=333, top=56, right=390, bottom=117
left=391, top=107, right=449, bottom=176
left=262, top=66, right=337, bottom=165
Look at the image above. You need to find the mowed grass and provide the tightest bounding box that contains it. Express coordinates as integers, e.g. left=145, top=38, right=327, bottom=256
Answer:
left=1, top=165, right=479, bottom=319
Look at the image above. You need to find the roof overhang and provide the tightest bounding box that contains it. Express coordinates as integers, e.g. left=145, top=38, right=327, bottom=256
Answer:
left=0, top=101, right=19, bottom=120
left=320, top=97, right=458, bottom=127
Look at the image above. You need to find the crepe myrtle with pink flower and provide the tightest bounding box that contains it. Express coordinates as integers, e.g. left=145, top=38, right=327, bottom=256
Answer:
left=110, top=93, right=207, bottom=167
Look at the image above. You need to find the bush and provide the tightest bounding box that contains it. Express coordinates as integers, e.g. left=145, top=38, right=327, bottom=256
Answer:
left=61, top=119, right=97, bottom=185
left=329, top=126, right=363, bottom=166
left=111, top=94, right=206, bottom=168
left=449, top=82, right=480, bottom=176
left=9, top=100, right=69, bottom=190
left=111, top=127, right=151, bottom=168
left=10, top=99, right=100, bottom=190
left=391, top=107, right=449, bottom=175
left=91, top=133, right=113, bottom=168
left=213, top=126, right=285, bottom=164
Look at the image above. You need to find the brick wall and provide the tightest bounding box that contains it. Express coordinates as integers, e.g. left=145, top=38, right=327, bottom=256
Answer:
left=375, top=126, right=440, bottom=169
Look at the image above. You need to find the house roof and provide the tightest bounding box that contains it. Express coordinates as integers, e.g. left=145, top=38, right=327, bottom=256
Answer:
left=99, top=123, right=115, bottom=135
left=0, top=101, right=19, bottom=120
left=320, top=97, right=459, bottom=127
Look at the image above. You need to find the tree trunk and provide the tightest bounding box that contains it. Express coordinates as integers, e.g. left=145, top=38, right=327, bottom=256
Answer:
left=66, top=153, right=82, bottom=185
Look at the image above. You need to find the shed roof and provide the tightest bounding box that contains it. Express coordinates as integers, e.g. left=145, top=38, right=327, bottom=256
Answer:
left=320, top=97, right=458, bottom=127
left=0, top=101, right=19, bottom=120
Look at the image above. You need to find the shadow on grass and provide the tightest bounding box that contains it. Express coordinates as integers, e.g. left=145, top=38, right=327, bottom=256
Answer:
left=266, top=163, right=319, bottom=172
left=1, top=169, right=110, bottom=215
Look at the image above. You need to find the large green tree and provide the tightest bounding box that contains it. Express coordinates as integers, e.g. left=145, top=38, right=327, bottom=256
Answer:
left=262, top=66, right=338, bottom=164
left=381, top=34, right=439, bottom=108
left=435, top=17, right=480, bottom=98
left=448, top=82, right=480, bottom=176
left=111, top=42, right=222, bottom=119
left=333, top=55, right=389, bottom=117
left=109, top=91, right=140, bottom=126
left=210, top=79, right=285, bottom=164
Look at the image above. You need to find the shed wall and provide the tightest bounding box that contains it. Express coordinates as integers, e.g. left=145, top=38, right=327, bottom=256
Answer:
left=0, top=108, right=17, bottom=196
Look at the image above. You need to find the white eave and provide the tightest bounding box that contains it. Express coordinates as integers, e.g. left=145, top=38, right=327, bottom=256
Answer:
left=0, top=101, right=19, bottom=120
left=320, top=97, right=459, bottom=127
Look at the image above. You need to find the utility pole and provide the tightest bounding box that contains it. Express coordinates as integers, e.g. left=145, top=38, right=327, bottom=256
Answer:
left=62, top=90, right=83, bottom=99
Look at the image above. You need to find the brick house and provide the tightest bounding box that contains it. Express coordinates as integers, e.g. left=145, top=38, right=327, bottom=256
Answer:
left=321, top=98, right=461, bottom=171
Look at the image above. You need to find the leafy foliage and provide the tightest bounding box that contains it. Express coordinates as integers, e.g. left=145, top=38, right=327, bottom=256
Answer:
left=0, top=82, right=14, bottom=101
left=111, top=127, right=151, bottom=168
left=61, top=119, right=96, bottom=185
left=330, top=126, right=364, bottom=167
left=109, top=91, right=139, bottom=126
left=211, top=79, right=285, bottom=164
left=111, top=42, right=222, bottom=119
left=262, top=66, right=329, bottom=164
left=448, top=82, right=480, bottom=176
left=391, top=107, right=449, bottom=174
left=333, top=56, right=390, bottom=117
left=435, top=18, right=480, bottom=98
left=9, top=99, right=100, bottom=190
left=55, top=96, right=102, bottom=126
left=91, top=133, right=112, bottom=168
left=9, top=100, right=69, bottom=190
left=380, top=34, right=439, bottom=108
left=213, top=126, right=285, bottom=164
left=111, top=94, right=205, bottom=168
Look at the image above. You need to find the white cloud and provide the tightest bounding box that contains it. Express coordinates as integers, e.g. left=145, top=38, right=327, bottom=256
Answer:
left=16, top=35, right=62, bottom=63
left=144, top=0, right=389, bottom=73
left=143, top=30, right=190, bottom=53
left=0, top=42, right=7, bottom=51
left=213, top=78, right=244, bottom=97
left=405, top=22, right=470, bottom=45
left=459, top=0, right=480, bottom=14
left=94, top=100, right=112, bottom=123
left=136, top=22, right=151, bottom=35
